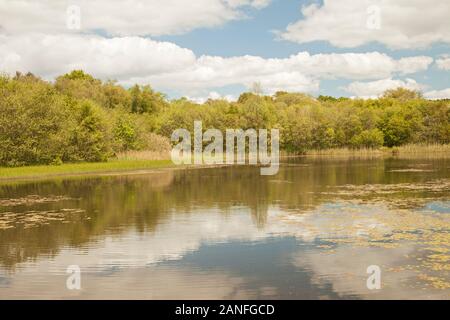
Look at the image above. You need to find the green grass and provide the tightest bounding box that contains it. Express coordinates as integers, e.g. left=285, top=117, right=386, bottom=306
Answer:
left=0, top=159, right=175, bottom=180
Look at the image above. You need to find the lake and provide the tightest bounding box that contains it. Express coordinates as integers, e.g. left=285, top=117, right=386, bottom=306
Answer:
left=0, top=157, right=449, bottom=299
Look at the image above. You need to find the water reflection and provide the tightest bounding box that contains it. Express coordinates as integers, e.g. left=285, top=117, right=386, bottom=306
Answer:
left=0, top=158, right=449, bottom=299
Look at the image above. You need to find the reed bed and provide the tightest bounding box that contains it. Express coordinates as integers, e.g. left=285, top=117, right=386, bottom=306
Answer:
left=303, top=144, right=450, bottom=159
left=116, top=150, right=171, bottom=161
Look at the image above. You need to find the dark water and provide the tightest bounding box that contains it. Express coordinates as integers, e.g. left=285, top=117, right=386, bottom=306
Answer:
left=0, top=158, right=449, bottom=299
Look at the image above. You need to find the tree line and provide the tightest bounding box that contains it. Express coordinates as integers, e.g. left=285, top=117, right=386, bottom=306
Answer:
left=0, top=70, right=448, bottom=167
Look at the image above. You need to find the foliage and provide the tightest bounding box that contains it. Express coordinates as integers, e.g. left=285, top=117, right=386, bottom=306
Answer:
left=65, top=100, right=111, bottom=162
left=0, top=76, right=70, bottom=166
left=0, top=72, right=449, bottom=167
left=350, top=129, right=385, bottom=148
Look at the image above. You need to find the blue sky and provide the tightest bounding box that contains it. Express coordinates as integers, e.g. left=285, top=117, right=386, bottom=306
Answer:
left=156, top=0, right=450, bottom=99
left=0, top=0, right=449, bottom=100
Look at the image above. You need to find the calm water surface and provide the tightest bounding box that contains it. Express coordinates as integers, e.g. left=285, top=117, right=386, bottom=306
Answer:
left=0, top=158, right=449, bottom=299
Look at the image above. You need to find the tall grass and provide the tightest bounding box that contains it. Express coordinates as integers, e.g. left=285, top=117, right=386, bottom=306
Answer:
left=394, top=143, right=450, bottom=154
left=304, top=144, right=450, bottom=159
left=116, top=150, right=171, bottom=161
left=305, top=147, right=384, bottom=157
left=393, top=144, right=450, bottom=159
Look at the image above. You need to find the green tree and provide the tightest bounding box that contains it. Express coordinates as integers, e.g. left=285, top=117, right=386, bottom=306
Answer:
left=0, top=75, right=70, bottom=166
left=66, top=101, right=111, bottom=162
left=382, top=88, right=422, bottom=101
left=130, top=85, right=166, bottom=114
left=350, top=129, right=385, bottom=148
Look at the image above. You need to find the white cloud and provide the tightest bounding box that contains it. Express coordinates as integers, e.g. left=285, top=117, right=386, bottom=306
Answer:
left=0, top=33, right=433, bottom=96
left=424, top=88, right=450, bottom=100
left=226, top=0, right=271, bottom=9
left=344, top=78, right=424, bottom=98
left=187, top=92, right=237, bottom=104
left=395, top=56, right=434, bottom=74
left=436, top=55, right=450, bottom=71
left=285, top=52, right=432, bottom=79
left=0, top=0, right=271, bottom=37
left=121, top=52, right=432, bottom=95
left=0, top=33, right=196, bottom=80
left=280, top=0, right=450, bottom=49
left=130, top=54, right=321, bottom=95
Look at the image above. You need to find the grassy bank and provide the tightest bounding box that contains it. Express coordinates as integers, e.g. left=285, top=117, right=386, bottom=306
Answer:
left=0, top=159, right=174, bottom=180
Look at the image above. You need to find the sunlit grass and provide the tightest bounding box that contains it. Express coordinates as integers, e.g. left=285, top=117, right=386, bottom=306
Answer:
left=0, top=159, right=174, bottom=180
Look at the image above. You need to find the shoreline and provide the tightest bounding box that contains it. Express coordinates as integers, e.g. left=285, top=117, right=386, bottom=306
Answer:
left=1, top=144, right=449, bottom=182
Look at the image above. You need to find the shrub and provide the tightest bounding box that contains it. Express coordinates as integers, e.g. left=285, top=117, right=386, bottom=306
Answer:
left=65, top=100, right=111, bottom=162
left=0, top=76, right=70, bottom=166
left=350, top=129, right=385, bottom=148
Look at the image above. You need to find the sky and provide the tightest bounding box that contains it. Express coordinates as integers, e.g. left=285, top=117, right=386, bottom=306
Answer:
left=0, top=0, right=449, bottom=101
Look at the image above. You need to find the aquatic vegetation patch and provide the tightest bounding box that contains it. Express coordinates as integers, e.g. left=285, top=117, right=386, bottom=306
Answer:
left=0, top=208, right=87, bottom=230
left=275, top=199, right=450, bottom=291
left=388, top=169, right=435, bottom=172
left=317, top=179, right=450, bottom=209
left=0, top=195, right=74, bottom=207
